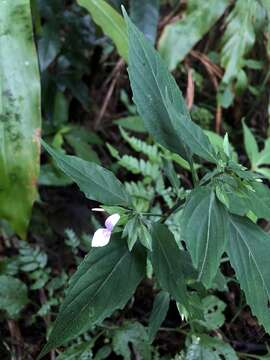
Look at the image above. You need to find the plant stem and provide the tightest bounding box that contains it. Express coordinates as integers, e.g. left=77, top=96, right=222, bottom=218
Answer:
left=189, top=158, right=199, bottom=187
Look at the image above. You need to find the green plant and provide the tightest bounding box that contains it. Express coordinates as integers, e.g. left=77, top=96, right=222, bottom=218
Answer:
left=0, top=0, right=41, bottom=238
left=36, top=10, right=270, bottom=359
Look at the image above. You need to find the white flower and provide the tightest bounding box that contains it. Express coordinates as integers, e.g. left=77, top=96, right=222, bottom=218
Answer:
left=92, top=213, right=120, bottom=247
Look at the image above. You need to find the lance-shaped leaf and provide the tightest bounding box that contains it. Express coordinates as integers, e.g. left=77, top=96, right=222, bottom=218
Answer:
left=42, top=141, right=131, bottom=207
left=130, top=0, right=160, bottom=44
left=123, top=10, right=217, bottom=163
left=227, top=215, right=270, bottom=333
left=158, top=0, right=229, bottom=71
left=38, top=236, right=146, bottom=358
left=182, top=187, right=229, bottom=288
left=148, top=291, right=170, bottom=343
left=151, top=223, right=189, bottom=308
left=78, top=0, right=128, bottom=61
left=0, top=0, right=41, bottom=238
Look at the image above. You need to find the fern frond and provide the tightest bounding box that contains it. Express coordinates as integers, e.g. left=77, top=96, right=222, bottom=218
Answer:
left=119, top=155, right=160, bottom=179
left=125, top=181, right=154, bottom=201
left=120, top=127, right=160, bottom=163
left=220, top=0, right=258, bottom=85
left=125, top=181, right=155, bottom=212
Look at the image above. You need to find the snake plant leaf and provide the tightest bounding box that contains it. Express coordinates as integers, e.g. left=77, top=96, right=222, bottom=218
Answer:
left=0, top=0, right=41, bottom=238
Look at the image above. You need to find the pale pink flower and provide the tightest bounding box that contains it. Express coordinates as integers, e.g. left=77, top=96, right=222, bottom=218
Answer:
left=92, top=213, right=120, bottom=247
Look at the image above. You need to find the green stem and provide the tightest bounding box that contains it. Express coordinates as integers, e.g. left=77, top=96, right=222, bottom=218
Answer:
left=237, top=352, right=265, bottom=359
left=189, top=158, right=199, bottom=187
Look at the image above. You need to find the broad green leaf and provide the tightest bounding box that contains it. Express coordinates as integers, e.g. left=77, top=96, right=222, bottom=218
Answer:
left=77, top=0, right=128, bottom=61
left=114, top=116, right=146, bottom=133
left=0, top=0, right=41, bottom=238
left=0, top=275, right=28, bottom=318
left=158, top=0, right=229, bottom=71
left=182, top=187, right=228, bottom=288
left=148, top=291, right=170, bottom=343
left=165, top=96, right=218, bottom=163
left=42, top=141, right=131, bottom=207
left=227, top=215, right=270, bottom=333
left=226, top=181, right=270, bottom=220
left=112, top=322, right=152, bottom=360
left=196, top=295, right=226, bottom=331
left=242, top=121, right=259, bottom=168
left=220, top=0, right=257, bottom=85
left=186, top=334, right=237, bottom=360
left=257, top=167, right=270, bottom=179
left=151, top=223, right=189, bottom=307
left=124, top=10, right=217, bottom=163
left=130, top=0, right=160, bottom=44
left=39, top=164, right=73, bottom=186
left=39, top=236, right=146, bottom=358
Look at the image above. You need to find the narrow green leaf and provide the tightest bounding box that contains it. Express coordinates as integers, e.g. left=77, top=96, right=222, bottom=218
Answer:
left=151, top=223, right=189, bottom=307
left=242, top=121, right=259, bottom=168
left=148, top=291, right=170, bottom=343
left=77, top=0, right=128, bottom=61
left=42, top=141, right=131, bottom=207
left=165, top=95, right=218, bottom=163
left=0, top=0, right=41, bottom=238
left=39, top=236, right=146, bottom=358
left=158, top=0, right=229, bottom=71
left=114, top=116, right=146, bottom=133
left=124, top=10, right=217, bottom=163
left=182, top=187, right=229, bottom=288
left=130, top=0, right=160, bottom=44
left=227, top=215, right=270, bottom=333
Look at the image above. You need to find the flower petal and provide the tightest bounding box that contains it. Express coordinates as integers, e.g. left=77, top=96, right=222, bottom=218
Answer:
left=105, top=213, right=120, bottom=231
left=92, top=228, right=111, bottom=247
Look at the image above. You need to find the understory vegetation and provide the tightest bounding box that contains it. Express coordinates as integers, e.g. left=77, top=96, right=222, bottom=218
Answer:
left=1, top=1, right=270, bottom=359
